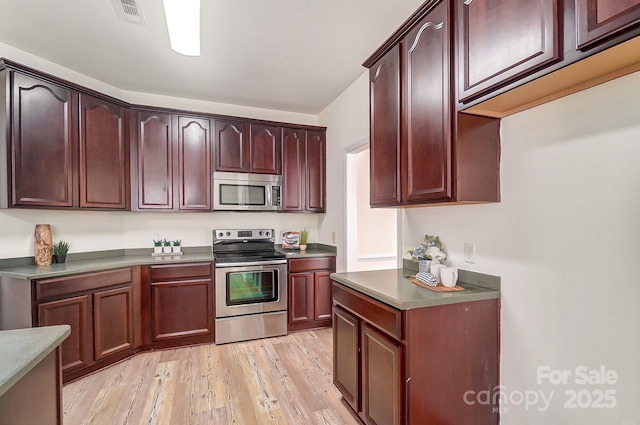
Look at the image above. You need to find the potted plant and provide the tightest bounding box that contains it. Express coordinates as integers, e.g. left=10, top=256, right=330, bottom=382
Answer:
left=53, top=240, right=71, bottom=264
left=162, top=239, right=172, bottom=254
left=153, top=239, right=163, bottom=254
left=172, top=239, right=182, bottom=254
left=299, top=228, right=309, bottom=251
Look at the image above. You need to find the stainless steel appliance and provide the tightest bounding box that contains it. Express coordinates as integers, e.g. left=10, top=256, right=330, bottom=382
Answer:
left=213, top=228, right=287, bottom=344
left=213, top=172, right=282, bottom=211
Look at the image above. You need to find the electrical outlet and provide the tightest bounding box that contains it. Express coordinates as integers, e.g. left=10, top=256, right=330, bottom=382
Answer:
left=332, top=231, right=336, bottom=244
left=464, top=243, right=475, bottom=264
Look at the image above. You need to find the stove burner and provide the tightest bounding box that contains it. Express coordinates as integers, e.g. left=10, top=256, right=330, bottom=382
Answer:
left=212, top=228, right=285, bottom=264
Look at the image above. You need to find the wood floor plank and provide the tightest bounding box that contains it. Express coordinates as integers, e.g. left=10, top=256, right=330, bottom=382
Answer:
left=62, top=329, right=360, bottom=425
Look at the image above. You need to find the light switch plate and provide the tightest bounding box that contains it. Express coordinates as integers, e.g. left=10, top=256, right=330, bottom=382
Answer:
left=464, top=243, right=475, bottom=264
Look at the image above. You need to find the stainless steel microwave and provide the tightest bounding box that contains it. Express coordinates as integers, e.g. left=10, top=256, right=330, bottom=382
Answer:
left=213, top=172, right=282, bottom=211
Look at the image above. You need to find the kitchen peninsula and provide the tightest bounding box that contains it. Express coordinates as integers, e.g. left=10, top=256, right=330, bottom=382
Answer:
left=0, top=325, right=70, bottom=425
left=331, top=267, right=501, bottom=425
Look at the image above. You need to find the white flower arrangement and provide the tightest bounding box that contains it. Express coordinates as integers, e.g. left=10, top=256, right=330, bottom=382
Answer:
left=408, top=235, right=447, bottom=263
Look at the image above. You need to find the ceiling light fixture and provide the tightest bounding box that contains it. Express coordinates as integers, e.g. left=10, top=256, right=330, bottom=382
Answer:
left=162, top=0, right=201, bottom=56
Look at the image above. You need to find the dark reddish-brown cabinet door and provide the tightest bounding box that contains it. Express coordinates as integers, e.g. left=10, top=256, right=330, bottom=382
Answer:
left=458, top=0, right=560, bottom=102
left=313, top=271, right=333, bottom=321
left=93, top=286, right=134, bottom=361
left=361, top=323, right=403, bottom=425
left=176, top=116, right=211, bottom=210
left=402, top=0, right=452, bottom=203
left=249, top=124, right=281, bottom=174
left=288, top=272, right=314, bottom=324
left=282, top=127, right=305, bottom=211
left=150, top=279, right=213, bottom=341
left=11, top=72, right=76, bottom=207
left=576, top=0, right=640, bottom=49
left=79, top=94, right=129, bottom=209
left=38, top=295, right=92, bottom=373
left=305, top=130, right=326, bottom=212
left=136, top=111, right=173, bottom=210
left=369, top=44, right=401, bottom=207
left=214, top=120, right=248, bottom=172
left=333, top=305, right=360, bottom=412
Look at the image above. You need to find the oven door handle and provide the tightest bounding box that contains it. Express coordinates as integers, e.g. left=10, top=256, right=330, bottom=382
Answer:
left=215, top=259, right=287, bottom=268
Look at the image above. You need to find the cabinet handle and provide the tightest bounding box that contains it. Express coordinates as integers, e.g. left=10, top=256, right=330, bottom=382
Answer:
left=464, top=0, right=474, bottom=5
left=408, top=22, right=444, bottom=53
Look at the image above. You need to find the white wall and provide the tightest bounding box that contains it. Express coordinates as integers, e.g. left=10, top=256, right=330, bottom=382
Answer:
left=317, top=72, right=370, bottom=271
left=0, top=42, right=320, bottom=259
left=402, top=72, right=640, bottom=423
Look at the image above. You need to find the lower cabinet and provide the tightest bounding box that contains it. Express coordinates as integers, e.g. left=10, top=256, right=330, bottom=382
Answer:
left=143, top=262, right=214, bottom=347
left=35, top=267, right=141, bottom=383
left=287, top=256, right=336, bottom=332
left=332, top=281, right=500, bottom=425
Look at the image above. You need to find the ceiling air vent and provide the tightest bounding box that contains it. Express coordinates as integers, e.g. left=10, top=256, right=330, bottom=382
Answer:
left=112, top=0, right=145, bottom=25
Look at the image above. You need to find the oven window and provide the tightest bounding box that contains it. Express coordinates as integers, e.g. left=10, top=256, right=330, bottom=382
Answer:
left=226, top=270, right=278, bottom=306
left=219, top=184, right=266, bottom=206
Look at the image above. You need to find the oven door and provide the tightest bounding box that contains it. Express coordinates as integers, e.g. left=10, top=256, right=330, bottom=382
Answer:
left=215, top=262, right=287, bottom=318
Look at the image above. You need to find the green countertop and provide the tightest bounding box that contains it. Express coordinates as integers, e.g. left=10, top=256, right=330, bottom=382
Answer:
left=0, top=325, right=70, bottom=398
left=0, top=245, right=337, bottom=280
left=0, top=253, right=216, bottom=280
left=330, top=268, right=500, bottom=310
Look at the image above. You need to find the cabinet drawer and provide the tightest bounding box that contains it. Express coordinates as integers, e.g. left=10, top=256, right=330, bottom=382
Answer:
left=289, top=256, right=336, bottom=273
left=36, top=268, right=133, bottom=300
left=149, top=262, right=212, bottom=281
left=332, top=282, right=403, bottom=340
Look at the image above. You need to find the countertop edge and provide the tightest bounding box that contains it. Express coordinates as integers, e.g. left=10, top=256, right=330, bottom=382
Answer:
left=0, top=324, right=70, bottom=398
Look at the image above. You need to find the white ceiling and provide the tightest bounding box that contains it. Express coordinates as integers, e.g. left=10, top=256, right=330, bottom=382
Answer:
left=0, top=0, right=426, bottom=114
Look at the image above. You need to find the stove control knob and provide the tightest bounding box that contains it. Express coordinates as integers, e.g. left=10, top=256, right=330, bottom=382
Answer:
left=225, top=231, right=231, bottom=236
left=265, top=231, right=270, bottom=237
left=217, top=232, right=224, bottom=238
left=258, top=230, right=263, bottom=236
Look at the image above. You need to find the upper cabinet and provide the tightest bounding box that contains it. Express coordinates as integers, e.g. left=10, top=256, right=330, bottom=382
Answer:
left=369, top=46, right=401, bottom=206
left=133, top=111, right=212, bottom=211
left=402, top=3, right=453, bottom=202
left=457, top=0, right=561, bottom=102
left=134, top=111, right=174, bottom=210
left=0, top=68, right=130, bottom=210
left=364, top=0, right=500, bottom=207
left=176, top=116, right=212, bottom=210
left=282, top=128, right=326, bottom=213
left=214, top=121, right=282, bottom=174
left=305, top=131, right=326, bottom=212
left=214, top=119, right=249, bottom=173
left=79, top=94, right=129, bottom=209
left=458, top=0, right=640, bottom=112
left=249, top=124, right=281, bottom=174
left=576, top=0, right=640, bottom=49
left=9, top=73, right=76, bottom=208
left=0, top=60, right=325, bottom=213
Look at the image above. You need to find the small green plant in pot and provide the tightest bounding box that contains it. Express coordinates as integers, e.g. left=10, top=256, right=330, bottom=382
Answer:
left=153, top=239, right=163, bottom=254
left=162, top=238, right=172, bottom=254
left=172, top=239, right=182, bottom=254
left=299, top=228, right=309, bottom=251
left=53, top=240, right=71, bottom=264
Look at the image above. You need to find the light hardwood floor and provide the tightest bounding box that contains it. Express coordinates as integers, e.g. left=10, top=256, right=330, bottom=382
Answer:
left=62, top=328, right=360, bottom=425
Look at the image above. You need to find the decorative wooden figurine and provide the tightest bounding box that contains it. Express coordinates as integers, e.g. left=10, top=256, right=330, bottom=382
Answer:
left=34, top=224, right=53, bottom=266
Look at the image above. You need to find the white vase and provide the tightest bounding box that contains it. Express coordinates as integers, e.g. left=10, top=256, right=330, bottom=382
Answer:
left=172, top=246, right=182, bottom=254
left=162, top=246, right=172, bottom=254
left=153, top=246, right=162, bottom=254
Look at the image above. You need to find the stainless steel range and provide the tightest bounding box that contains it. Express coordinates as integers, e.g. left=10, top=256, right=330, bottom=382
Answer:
left=212, top=228, right=287, bottom=344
